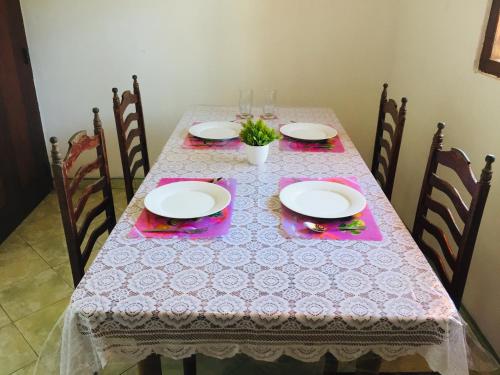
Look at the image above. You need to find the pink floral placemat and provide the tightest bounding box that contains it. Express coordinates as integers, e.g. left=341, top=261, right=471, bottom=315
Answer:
left=129, top=178, right=236, bottom=239
left=182, top=122, right=242, bottom=150
left=280, top=177, right=382, bottom=241
left=279, top=125, right=345, bottom=153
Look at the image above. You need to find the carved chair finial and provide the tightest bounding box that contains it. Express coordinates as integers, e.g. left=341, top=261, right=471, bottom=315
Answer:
left=480, top=154, right=495, bottom=183
left=433, top=122, right=445, bottom=150
left=112, top=87, right=120, bottom=107
left=132, top=75, right=139, bottom=92
left=381, top=83, right=388, bottom=101
left=92, top=107, right=102, bottom=131
left=399, top=97, right=408, bottom=118
left=50, top=136, right=62, bottom=165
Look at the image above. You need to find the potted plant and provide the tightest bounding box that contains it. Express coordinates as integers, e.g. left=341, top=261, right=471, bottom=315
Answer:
left=239, top=118, right=281, bottom=165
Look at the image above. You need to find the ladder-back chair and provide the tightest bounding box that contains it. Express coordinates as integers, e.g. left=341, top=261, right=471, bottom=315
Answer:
left=371, top=83, right=408, bottom=200
left=50, top=108, right=116, bottom=287
left=412, top=123, right=495, bottom=307
left=112, top=75, right=150, bottom=203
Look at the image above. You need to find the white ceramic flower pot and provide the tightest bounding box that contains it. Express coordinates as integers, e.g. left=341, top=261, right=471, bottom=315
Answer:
left=245, top=144, right=270, bottom=165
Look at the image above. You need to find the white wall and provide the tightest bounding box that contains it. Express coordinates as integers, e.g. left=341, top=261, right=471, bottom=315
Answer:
left=20, top=0, right=398, bottom=176
left=386, top=0, right=500, bottom=353
left=20, top=0, right=500, bottom=354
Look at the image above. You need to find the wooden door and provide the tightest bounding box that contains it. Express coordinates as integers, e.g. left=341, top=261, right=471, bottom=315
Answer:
left=0, top=0, right=52, bottom=242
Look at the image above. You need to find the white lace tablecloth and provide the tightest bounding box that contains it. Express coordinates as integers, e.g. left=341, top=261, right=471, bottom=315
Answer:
left=61, top=106, right=467, bottom=375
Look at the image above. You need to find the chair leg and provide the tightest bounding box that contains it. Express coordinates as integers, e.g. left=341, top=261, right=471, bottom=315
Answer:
left=355, top=352, right=382, bottom=374
left=183, top=354, right=196, bottom=375
left=138, top=354, right=162, bottom=375
left=323, top=352, right=339, bottom=375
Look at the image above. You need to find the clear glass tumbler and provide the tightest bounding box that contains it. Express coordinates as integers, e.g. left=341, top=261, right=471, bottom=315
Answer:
left=239, top=89, right=253, bottom=118
left=262, top=89, right=277, bottom=119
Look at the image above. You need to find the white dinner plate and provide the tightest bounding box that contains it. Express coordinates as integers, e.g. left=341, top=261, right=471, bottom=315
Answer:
left=189, top=121, right=242, bottom=140
left=280, top=123, right=337, bottom=141
left=144, top=181, right=231, bottom=219
left=279, top=181, right=366, bottom=219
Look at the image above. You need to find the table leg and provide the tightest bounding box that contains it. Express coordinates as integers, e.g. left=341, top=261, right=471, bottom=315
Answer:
left=323, top=352, right=339, bottom=375
left=138, top=354, right=162, bottom=375
left=183, top=354, right=196, bottom=375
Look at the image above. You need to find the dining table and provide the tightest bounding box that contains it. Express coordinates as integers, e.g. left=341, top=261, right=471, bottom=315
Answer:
left=60, top=106, right=468, bottom=375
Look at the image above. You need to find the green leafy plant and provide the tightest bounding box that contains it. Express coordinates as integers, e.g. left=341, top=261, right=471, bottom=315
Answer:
left=239, top=119, right=281, bottom=146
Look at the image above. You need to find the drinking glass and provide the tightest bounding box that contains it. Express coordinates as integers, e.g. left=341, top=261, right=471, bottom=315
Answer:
left=262, top=89, right=277, bottom=119
left=239, top=89, right=253, bottom=118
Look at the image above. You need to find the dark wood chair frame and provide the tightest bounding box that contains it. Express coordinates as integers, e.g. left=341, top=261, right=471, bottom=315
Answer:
left=371, top=83, right=408, bottom=201
left=323, top=122, right=496, bottom=375
left=50, top=108, right=116, bottom=287
left=412, top=122, right=495, bottom=308
left=113, top=75, right=150, bottom=203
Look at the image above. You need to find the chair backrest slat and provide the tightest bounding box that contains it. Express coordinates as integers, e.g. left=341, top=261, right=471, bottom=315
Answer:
left=412, top=122, right=495, bottom=307
left=81, top=217, right=112, bottom=265
left=76, top=192, right=109, bottom=243
left=378, top=155, right=390, bottom=178
left=429, top=173, right=470, bottom=222
left=126, top=127, right=142, bottom=150
left=50, top=108, right=116, bottom=287
left=420, top=217, right=457, bottom=267
left=371, top=83, right=408, bottom=200
left=383, top=99, right=399, bottom=125
left=68, top=158, right=102, bottom=196
left=425, top=196, right=462, bottom=245
left=72, top=177, right=106, bottom=221
left=436, top=148, right=478, bottom=194
left=382, top=122, right=395, bottom=144
left=418, top=239, right=452, bottom=291
left=123, top=112, right=139, bottom=132
left=113, top=75, right=150, bottom=203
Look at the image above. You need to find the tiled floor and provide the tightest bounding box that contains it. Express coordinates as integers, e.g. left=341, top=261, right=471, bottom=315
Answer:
left=0, top=180, right=497, bottom=375
left=0, top=180, right=129, bottom=375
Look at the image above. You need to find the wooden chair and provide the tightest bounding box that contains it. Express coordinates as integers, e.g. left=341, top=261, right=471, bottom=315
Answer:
left=112, top=75, right=150, bottom=203
left=50, top=108, right=116, bottom=287
left=51, top=110, right=163, bottom=375
left=412, top=123, right=495, bottom=308
left=371, top=83, right=408, bottom=200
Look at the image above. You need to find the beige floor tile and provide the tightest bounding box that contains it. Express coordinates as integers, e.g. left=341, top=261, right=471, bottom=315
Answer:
left=15, top=297, right=69, bottom=354
left=16, top=218, right=64, bottom=245
left=53, top=263, right=74, bottom=287
left=120, top=365, right=139, bottom=374
left=0, top=324, right=37, bottom=375
left=0, top=235, right=50, bottom=289
left=0, top=233, right=25, bottom=251
left=11, top=361, right=35, bottom=375
left=28, top=233, right=69, bottom=268
left=113, top=191, right=129, bottom=212
left=15, top=196, right=63, bottom=244
left=116, top=209, right=125, bottom=221
left=16, top=193, right=60, bottom=226
left=0, top=269, right=72, bottom=321
left=102, top=362, right=137, bottom=375
left=0, top=306, right=10, bottom=328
